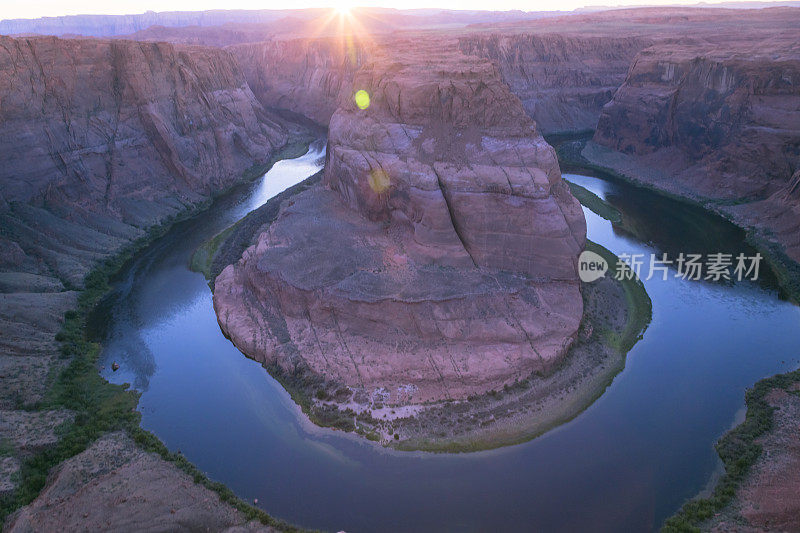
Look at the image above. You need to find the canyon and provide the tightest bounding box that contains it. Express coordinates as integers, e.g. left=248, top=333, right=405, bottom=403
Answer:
left=228, top=38, right=366, bottom=125
left=0, top=35, right=295, bottom=410
left=0, top=36, right=290, bottom=289
left=208, top=6, right=800, bottom=440
left=459, top=33, right=650, bottom=134
left=0, top=34, right=301, bottom=527
left=1, top=4, right=799, bottom=531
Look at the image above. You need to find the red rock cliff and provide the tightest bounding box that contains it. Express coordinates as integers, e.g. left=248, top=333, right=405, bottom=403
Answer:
left=228, top=37, right=367, bottom=125
left=590, top=35, right=800, bottom=260
left=214, top=36, right=586, bottom=404
left=459, top=33, right=649, bottom=134
left=0, top=36, right=289, bottom=286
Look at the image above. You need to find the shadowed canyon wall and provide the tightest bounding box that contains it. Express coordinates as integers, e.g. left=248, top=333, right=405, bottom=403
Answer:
left=0, top=36, right=288, bottom=288
left=228, top=32, right=645, bottom=135
left=459, top=33, right=650, bottom=134
left=228, top=38, right=367, bottom=125
left=590, top=35, right=800, bottom=260
left=2, top=5, right=800, bottom=526
left=0, top=34, right=298, bottom=524
left=0, top=34, right=292, bottom=415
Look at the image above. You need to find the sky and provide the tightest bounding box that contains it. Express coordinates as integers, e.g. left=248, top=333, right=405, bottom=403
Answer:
left=0, top=0, right=775, bottom=20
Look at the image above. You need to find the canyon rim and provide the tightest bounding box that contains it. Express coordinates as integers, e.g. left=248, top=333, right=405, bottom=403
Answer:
left=1, top=4, right=799, bottom=532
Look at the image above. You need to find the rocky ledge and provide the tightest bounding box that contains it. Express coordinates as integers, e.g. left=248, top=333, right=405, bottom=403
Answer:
left=4, top=432, right=277, bottom=532
left=0, top=34, right=292, bottom=406
left=228, top=37, right=367, bottom=126
left=213, top=37, right=586, bottom=410
left=0, top=35, right=290, bottom=288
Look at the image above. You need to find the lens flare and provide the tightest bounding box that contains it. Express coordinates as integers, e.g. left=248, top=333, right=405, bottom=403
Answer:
left=355, top=89, right=370, bottom=110
left=368, top=169, right=390, bottom=194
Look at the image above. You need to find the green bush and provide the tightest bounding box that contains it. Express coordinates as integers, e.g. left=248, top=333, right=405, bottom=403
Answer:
left=1, top=144, right=317, bottom=531
left=662, top=369, right=800, bottom=531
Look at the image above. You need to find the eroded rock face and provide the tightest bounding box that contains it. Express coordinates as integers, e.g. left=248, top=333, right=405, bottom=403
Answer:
left=459, top=34, right=649, bottom=134
left=229, top=38, right=367, bottom=125
left=214, top=38, right=586, bottom=404
left=0, top=32, right=296, bottom=410
left=0, top=34, right=299, bottom=519
left=326, top=38, right=586, bottom=279
left=4, top=432, right=276, bottom=532
left=0, top=35, right=288, bottom=286
left=591, top=36, right=800, bottom=260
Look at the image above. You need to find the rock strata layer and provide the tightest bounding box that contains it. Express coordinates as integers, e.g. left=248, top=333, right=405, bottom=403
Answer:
left=4, top=432, right=277, bottom=532
left=228, top=37, right=367, bottom=125
left=590, top=36, right=800, bottom=261
left=0, top=35, right=289, bottom=287
left=0, top=34, right=292, bottom=517
left=0, top=33, right=291, bottom=407
left=459, top=34, right=649, bottom=135
left=214, top=38, right=586, bottom=404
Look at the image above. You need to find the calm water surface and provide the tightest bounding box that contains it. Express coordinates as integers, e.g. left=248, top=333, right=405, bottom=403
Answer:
left=92, top=145, right=800, bottom=532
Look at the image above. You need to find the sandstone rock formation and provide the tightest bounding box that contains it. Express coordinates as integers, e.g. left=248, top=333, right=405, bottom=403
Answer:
left=0, top=35, right=288, bottom=287
left=590, top=35, right=800, bottom=261
left=214, top=37, right=586, bottom=404
left=459, top=34, right=649, bottom=134
left=3, top=4, right=799, bottom=526
left=0, top=32, right=290, bottom=417
left=0, top=34, right=293, bottom=515
left=228, top=37, right=367, bottom=125
left=4, top=432, right=277, bottom=532
left=228, top=31, right=647, bottom=136
left=118, top=22, right=299, bottom=48
left=221, top=8, right=799, bottom=139
left=459, top=6, right=799, bottom=135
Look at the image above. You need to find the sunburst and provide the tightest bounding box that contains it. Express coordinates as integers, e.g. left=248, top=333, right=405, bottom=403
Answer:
left=302, top=4, right=376, bottom=68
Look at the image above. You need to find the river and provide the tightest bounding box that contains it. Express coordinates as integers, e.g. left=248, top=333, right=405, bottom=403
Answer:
left=90, top=141, right=800, bottom=532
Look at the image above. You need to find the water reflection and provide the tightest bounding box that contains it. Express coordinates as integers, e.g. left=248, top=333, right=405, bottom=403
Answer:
left=90, top=159, right=800, bottom=532
left=566, top=173, right=783, bottom=296
left=92, top=142, right=326, bottom=390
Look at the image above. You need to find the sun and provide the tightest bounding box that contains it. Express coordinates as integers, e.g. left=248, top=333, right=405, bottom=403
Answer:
left=334, top=2, right=355, bottom=15
left=307, top=1, right=374, bottom=49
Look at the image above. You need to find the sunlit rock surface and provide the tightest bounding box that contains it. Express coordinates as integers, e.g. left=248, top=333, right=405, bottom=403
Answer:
left=214, top=37, right=586, bottom=403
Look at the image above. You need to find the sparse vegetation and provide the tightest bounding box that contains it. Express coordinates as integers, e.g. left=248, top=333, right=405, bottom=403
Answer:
left=0, top=144, right=316, bottom=531
left=552, top=134, right=800, bottom=532
left=584, top=241, right=652, bottom=353
left=554, top=133, right=800, bottom=305
left=0, top=440, right=15, bottom=458
left=662, top=369, right=800, bottom=532
left=746, top=233, right=800, bottom=305
left=389, top=240, right=652, bottom=453
left=190, top=223, right=237, bottom=279
left=565, top=180, right=623, bottom=224
left=191, top=143, right=321, bottom=285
